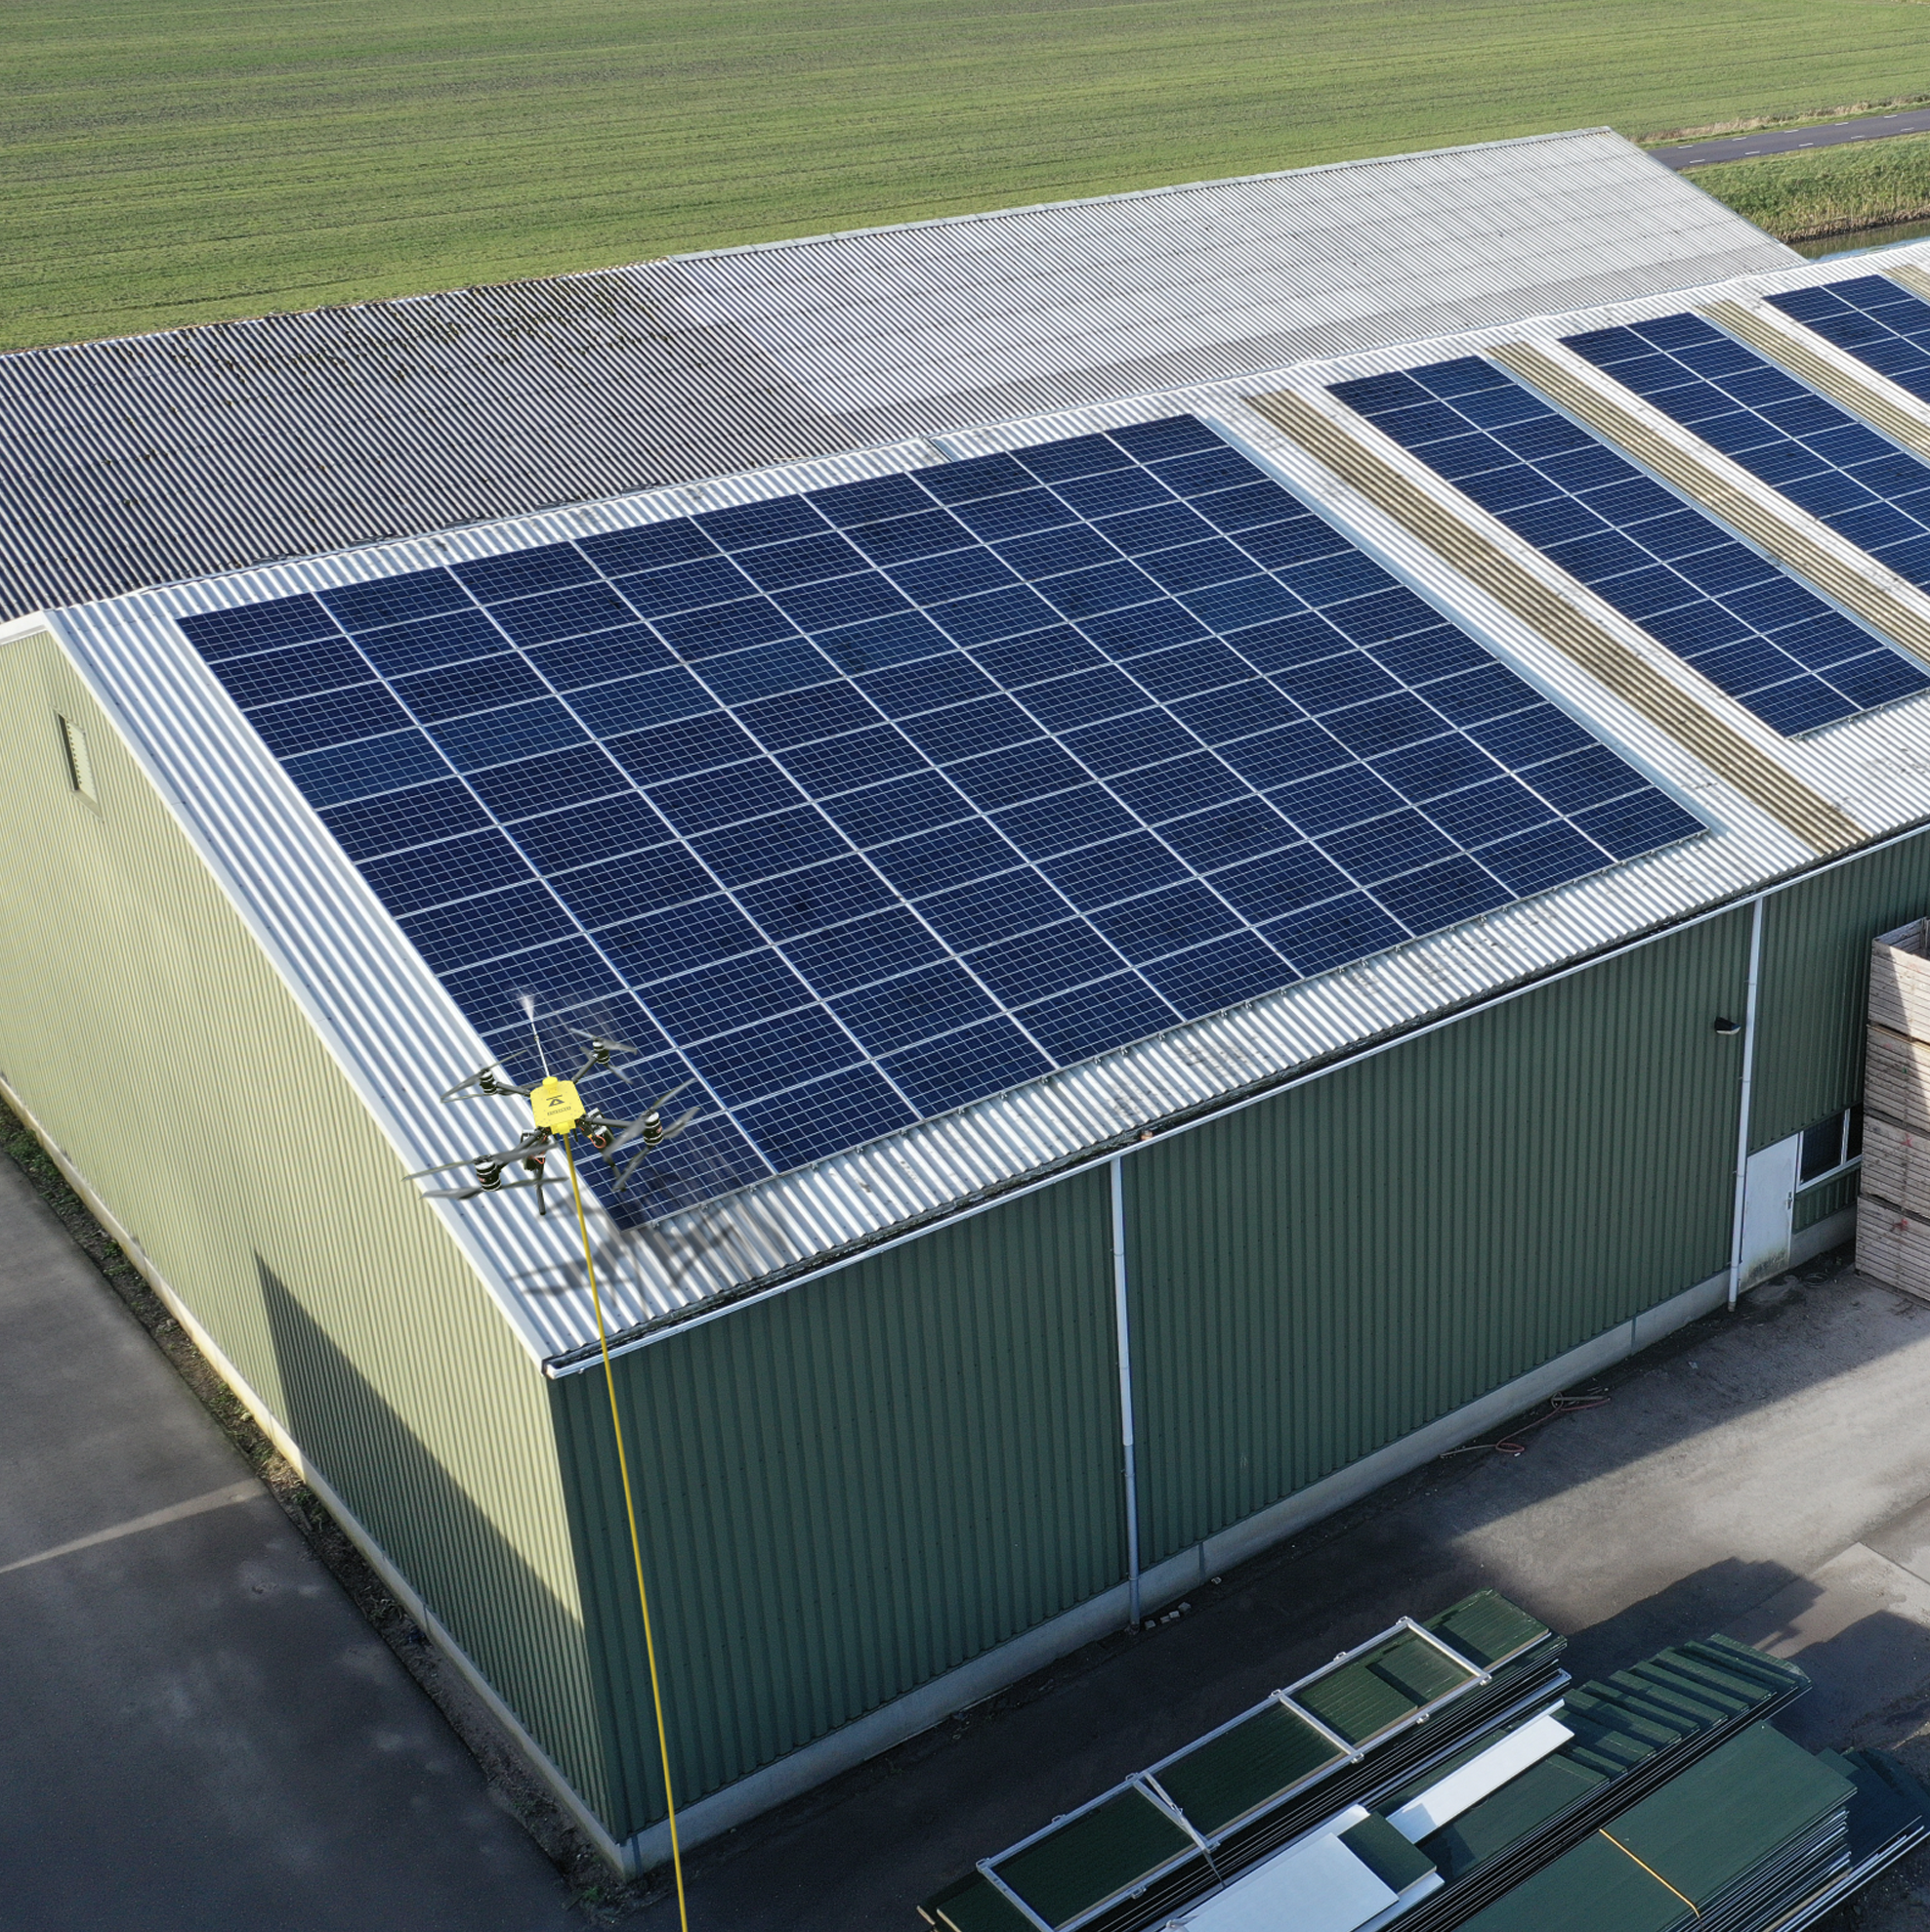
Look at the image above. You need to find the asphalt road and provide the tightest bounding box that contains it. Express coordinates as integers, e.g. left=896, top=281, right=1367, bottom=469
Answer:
left=1654, top=107, right=1930, bottom=171
left=0, top=1155, right=580, bottom=1931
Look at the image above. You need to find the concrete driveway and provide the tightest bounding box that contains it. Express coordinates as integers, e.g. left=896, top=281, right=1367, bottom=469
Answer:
left=643, top=1259, right=1930, bottom=1929
left=0, top=1155, right=579, bottom=1931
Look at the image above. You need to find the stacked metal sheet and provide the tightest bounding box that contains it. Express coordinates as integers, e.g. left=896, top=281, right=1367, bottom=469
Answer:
left=1383, top=1637, right=1813, bottom=1929
left=918, top=1600, right=1930, bottom=1932
left=919, top=1591, right=1569, bottom=1932
left=1447, top=1727, right=1930, bottom=1932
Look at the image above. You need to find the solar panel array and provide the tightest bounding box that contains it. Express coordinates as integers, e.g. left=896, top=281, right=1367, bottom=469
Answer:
left=1330, top=357, right=1930, bottom=735
left=1765, top=273, right=1930, bottom=401
left=177, top=417, right=1702, bottom=1204
left=1565, top=309, right=1930, bottom=677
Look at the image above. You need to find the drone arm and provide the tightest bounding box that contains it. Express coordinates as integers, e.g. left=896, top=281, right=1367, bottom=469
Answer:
left=420, top=1172, right=543, bottom=1201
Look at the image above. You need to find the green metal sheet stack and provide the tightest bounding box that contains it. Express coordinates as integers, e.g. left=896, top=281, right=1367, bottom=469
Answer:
left=1449, top=1723, right=1913, bottom=1932
left=919, top=1598, right=1930, bottom=1932
left=1390, top=1635, right=1814, bottom=1928
left=920, top=1591, right=1568, bottom=1932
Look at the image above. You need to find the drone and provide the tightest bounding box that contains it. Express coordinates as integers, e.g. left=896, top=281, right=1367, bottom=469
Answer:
left=407, top=1021, right=698, bottom=1218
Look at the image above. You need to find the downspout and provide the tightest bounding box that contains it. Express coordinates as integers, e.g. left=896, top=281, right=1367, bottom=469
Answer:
left=1110, top=1155, right=1142, bottom=1629
left=1726, top=896, right=1767, bottom=1310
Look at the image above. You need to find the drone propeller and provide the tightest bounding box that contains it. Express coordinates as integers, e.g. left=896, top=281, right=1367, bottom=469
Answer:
left=566, top=1024, right=641, bottom=1059
left=564, top=1027, right=644, bottom=1086
left=612, top=1108, right=700, bottom=1192
left=602, top=1082, right=695, bottom=1152
left=405, top=1132, right=548, bottom=1182
left=441, top=1064, right=535, bottom=1105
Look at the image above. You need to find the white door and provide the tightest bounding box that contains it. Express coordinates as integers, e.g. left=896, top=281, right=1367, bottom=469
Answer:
left=1739, top=1131, right=1803, bottom=1290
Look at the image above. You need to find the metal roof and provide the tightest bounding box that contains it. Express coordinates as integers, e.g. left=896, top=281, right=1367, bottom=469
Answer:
left=27, top=238, right=1930, bottom=1371
left=0, top=129, right=1792, bottom=622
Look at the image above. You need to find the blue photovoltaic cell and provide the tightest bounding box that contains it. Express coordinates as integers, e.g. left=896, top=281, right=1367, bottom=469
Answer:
left=1331, top=356, right=1930, bottom=735
left=179, top=417, right=1704, bottom=1205
left=1560, top=307, right=1930, bottom=714
left=1765, top=274, right=1930, bottom=399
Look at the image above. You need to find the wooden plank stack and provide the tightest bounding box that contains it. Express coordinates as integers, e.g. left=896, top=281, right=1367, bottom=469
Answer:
left=1857, top=917, right=1930, bottom=1300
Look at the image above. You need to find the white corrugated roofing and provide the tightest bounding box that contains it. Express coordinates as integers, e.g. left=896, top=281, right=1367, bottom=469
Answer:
left=0, top=129, right=1790, bottom=621
left=25, top=236, right=1930, bottom=1370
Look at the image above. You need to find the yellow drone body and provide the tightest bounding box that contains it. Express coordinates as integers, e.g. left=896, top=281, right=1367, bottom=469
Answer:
left=529, top=1075, right=585, bottom=1134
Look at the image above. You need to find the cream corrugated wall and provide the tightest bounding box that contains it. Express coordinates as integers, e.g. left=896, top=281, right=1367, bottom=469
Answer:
left=0, top=630, right=618, bottom=1824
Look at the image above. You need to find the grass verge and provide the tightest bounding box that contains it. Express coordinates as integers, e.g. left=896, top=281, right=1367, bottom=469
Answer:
left=1687, top=132, right=1930, bottom=242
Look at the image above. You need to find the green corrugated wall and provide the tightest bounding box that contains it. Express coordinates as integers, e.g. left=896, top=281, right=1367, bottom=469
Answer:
left=1794, top=1169, right=1857, bottom=1235
left=1750, top=828, right=1930, bottom=1152
left=1123, top=912, right=1752, bottom=1566
left=0, top=633, right=615, bottom=1818
left=556, top=1168, right=1119, bottom=1835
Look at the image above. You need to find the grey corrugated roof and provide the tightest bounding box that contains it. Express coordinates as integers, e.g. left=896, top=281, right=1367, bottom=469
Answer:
left=0, top=128, right=1792, bottom=622
left=35, top=238, right=1930, bottom=1368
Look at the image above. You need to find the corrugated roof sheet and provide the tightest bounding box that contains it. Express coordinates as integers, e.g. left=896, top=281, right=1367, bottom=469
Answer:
left=0, top=129, right=1792, bottom=621
left=22, top=168, right=1924, bottom=1371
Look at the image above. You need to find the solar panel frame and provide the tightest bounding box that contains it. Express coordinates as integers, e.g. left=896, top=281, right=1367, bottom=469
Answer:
left=179, top=418, right=1704, bottom=1195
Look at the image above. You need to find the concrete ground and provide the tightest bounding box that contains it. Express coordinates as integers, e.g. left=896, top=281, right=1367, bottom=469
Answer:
left=643, top=1256, right=1930, bottom=1930
left=1653, top=106, right=1930, bottom=170
left=0, top=1155, right=580, bottom=1931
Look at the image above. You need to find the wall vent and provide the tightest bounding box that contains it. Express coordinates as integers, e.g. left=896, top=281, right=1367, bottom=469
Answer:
left=60, top=716, right=97, bottom=803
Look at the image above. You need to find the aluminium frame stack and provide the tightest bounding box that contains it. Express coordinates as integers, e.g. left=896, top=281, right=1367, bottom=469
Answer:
left=920, top=1592, right=1566, bottom=1932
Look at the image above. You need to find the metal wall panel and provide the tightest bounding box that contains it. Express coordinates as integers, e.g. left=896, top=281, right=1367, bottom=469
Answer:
left=553, top=1167, right=1118, bottom=1834
left=1123, top=912, right=1751, bottom=1566
left=1751, top=829, right=1930, bottom=1152
left=1795, top=1171, right=1857, bottom=1235
left=0, top=631, right=616, bottom=1819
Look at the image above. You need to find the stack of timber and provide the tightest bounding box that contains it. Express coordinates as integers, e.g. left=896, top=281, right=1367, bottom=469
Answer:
left=919, top=1602, right=1930, bottom=1932
left=1858, top=916, right=1930, bottom=1298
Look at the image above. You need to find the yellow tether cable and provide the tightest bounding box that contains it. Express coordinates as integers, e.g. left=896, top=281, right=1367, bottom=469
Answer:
left=564, top=1134, right=691, bottom=1931
left=1597, top=1828, right=1699, bottom=1918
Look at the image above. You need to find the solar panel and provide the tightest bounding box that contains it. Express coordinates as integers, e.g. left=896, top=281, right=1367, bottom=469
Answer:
left=1562, top=310, right=1930, bottom=711
left=1765, top=273, right=1930, bottom=391
left=1331, top=357, right=1930, bottom=734
left=178, top=418, right=1704, bottom=1202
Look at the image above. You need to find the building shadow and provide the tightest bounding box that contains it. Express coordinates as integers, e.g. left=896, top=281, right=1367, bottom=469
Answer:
left=1561, top=1557, right=1816, bottom=1686
left=253, top=1255, right=620, bottom=1834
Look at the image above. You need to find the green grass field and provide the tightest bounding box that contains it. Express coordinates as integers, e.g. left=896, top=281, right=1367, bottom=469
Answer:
left=1688, top=133, right=1930, bottom=242
left=12, top=0, right=1930, bottom=354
